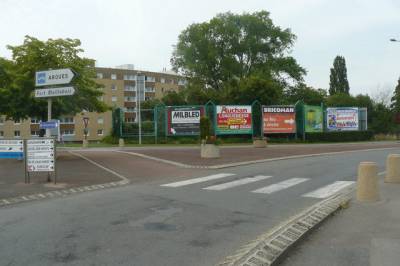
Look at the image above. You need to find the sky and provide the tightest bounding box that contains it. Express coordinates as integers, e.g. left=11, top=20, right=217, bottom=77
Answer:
left=1, top=0, right=400, bottom=97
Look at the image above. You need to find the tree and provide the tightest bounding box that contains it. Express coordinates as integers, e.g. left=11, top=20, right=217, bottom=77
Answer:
left=329, top=56, right=350, bottom=95
left=284, top=84, right=327, bottom=105
left=161, top=91, right=186, bottom=106
left=391, top=77, right=400, bottom=112
left=0, top=36, right=108, bottom=121
left=171, top=11, right=306, bottom=93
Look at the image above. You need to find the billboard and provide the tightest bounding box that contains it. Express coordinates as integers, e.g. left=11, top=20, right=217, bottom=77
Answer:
left=216, top=105, right=252, bottom=135
left=263, top=106, right=296, bottom=134
left=327, top=107, right=359, bottom=131
left=304, top=105, right=323, bottom=132
left=167, top=106, right=204, bottom=136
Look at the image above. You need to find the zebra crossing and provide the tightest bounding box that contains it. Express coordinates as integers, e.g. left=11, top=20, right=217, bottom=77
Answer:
left=160, top=173, right=355, bottom=199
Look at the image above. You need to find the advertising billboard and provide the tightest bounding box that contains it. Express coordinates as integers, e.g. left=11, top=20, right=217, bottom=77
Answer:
left=304, top=105, right=323, bottom=133
left=167, top=106, right=204, bottom=136
left=263, top=106, right=296, bottom=134
left=216, top=105, right=252, bottom=135
left=327, top=107, right=359, bottom=131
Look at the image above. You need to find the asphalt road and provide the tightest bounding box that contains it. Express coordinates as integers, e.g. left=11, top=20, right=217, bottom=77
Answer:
left=0, top=148, right=398, bottom=266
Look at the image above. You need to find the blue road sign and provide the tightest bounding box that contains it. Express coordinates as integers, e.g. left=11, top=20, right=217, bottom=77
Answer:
left=40, top=121, right=58, bottom=129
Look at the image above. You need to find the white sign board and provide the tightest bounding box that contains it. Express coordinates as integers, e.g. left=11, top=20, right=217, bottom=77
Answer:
left=0, top=140, right=24, bottom=158
left=327, top=108, right=359, bottom=131
left=26, top=139, right=55, bottom=172
left=35, top=87, right=75, bottom=98
left=35, top=68, right=75, bottom=87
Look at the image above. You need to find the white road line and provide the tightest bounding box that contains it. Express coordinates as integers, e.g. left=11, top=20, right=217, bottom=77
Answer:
left=302, top=181, right=355, bottom=199
left=378, top=171, right=386, bottom=176
left=203, top=175, right=272, bottom=191
left=161, top=173, right=235, bottom=187
left=251, top=178, right=309, bottom=194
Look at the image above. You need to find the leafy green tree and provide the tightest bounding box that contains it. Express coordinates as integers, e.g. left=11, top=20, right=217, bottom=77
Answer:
left=391, top=77, right=400, bottom=112
left=171, top=11, right=306, bottom=93
left=1, top=36, right=107, bottom=121
left=161, top=91, right=186, bottom=106
left=326, top=93, right=358, bottom=107
left=369, top=103, right=394, bottom=134
left=284, top=84, right=327, bottom=105
left=329, top=56, right=350, bottom=95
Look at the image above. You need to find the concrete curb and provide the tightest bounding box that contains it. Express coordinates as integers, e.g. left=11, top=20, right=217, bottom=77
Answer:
left=217, top=186, right=354, bottom=266
left=117, top=147, right=399, bottom=170
left=0, top=180, right=130, bottom=208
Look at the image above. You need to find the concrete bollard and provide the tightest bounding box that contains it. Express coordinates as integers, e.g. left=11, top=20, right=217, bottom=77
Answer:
left=357, top=162, right=379, bottom=202
left=385, top=154, right=400, bottom=183
left=82, top=139, right=89, bottom=148
left=119, top=138, right=125, bottom=147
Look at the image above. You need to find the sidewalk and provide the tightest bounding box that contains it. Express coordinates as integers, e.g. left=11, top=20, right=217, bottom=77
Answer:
left=278, top=180, right=400, bottom=266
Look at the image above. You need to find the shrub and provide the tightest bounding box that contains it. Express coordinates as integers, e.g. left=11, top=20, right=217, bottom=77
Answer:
left=305, top=131, right=374, bottom=142
left=200, top=116, right=211, bottom=140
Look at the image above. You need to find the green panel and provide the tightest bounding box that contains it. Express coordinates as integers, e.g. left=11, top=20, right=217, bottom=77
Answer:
left=304, top=105, right=323, bottom=133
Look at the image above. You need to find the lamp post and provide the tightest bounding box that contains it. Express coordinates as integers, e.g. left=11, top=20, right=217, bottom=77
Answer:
left=390, top=38, right=400, bottom=42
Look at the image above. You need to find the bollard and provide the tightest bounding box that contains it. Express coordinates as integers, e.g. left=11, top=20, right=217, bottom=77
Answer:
left=385, top=154, right=400, bottom=183
left=119, top=138, right=125, bottom=147
left=357, top=162, right=379, bottom=202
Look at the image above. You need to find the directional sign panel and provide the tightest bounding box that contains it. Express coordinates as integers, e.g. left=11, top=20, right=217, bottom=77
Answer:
left=35, top=68, right=75, bottom=87
left=40, top=121, right=59, bottom=129
left=0, top=140, right=24, bottom=159
left=27, top=139, right=55, bottom=172
left=35, top=87, right=75, bottom=98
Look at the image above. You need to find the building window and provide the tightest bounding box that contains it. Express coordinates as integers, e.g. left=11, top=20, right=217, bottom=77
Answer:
left=31, top=118, right=41, bottom=124
left=178, top=79, right=186, bottom=85
left=111, top=73, right=117, bottom=80
left=125, top=117, right=135, bottom=123
left=61, top=130, right=75, bottom=136
left=145, top=87, right=155, bottom=93
left=124, top=85, right=135, bottom=91
left=96, top=73, right=103, bottom=79
left=14, top=119, right=21, bottom=125
left=124, top=96, right=136, bottom=102
left=145, top=76, right=155, bottom=82
left=14, top=130, right=20, bottom=138
left=160, top=78, right=165, bottom=84
left=112, top=96, right=117, bottom=102
left=60, top=117, right=74, bottom=124
left=0, top=131, right=4, bottom=138
left=111, top=84, right=117, bottom=90
left=123, top=74, right=136, bottom=80
left=98, top=96, right=104, bottom=102
left=126, top=107, right=136, bottom=112
left=31, top=130, right=40, bottom=137
left=97, top=117, right=104, bottom=124
left=0, top=117, right=4, bottom=124
left=97, top=129, right=104, bottom=136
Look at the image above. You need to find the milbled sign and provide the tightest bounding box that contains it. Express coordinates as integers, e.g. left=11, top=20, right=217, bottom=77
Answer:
left=35, top=87, right=75, bottom=98
left=35, top=68, right=75, bottom=87
left=26, top=139, right=55, bottom=172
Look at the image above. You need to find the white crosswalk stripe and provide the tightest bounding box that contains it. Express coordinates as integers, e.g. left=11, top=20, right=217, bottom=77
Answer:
left=203, top=175, right=272, bottom=191
left=302, top=181, right=355, bottom=199
left=251, top=177, right=309, bottom=194
left=160, top=173, right=235, bottom=187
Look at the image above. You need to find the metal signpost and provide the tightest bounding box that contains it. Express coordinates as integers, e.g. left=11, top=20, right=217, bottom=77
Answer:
left=0, top=139, right=24, bottom=159
left=25, top=138, right=56, bottom=184
left=35, top=68, right=76, bottom=137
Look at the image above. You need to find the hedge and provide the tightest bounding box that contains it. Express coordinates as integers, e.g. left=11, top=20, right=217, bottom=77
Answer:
left=305, top=131, right=374, bottom=142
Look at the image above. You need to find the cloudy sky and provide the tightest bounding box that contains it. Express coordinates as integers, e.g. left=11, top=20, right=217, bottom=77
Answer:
left=1, top=0, right=400, bottom=96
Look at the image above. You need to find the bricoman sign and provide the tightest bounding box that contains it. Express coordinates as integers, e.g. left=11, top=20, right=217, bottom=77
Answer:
left=216, top=105, right=252, bottom=135
left=327, top=107, right=359, bottom=131
left=167, top=106, right=204, bottom=136
left=263, top=106, right=296, bottom=134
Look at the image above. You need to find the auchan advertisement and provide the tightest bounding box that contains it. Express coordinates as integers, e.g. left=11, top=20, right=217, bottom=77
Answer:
left=263, top=106, right=296, bottom=134
left=216, top=105, right=252, bottom=135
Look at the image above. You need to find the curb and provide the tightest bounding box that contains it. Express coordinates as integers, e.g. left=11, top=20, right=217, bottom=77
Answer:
left=0, top=180, right=130, bottom=208
left=217, top=186, right=354, bottom=266
left=117, top=147, right=399, bottom=170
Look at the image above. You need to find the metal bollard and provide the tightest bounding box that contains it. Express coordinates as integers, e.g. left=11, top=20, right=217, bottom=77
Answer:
left=385, top=154, right=400, bottom=183
left=119, top=138, right=125, bottom=147
left=357, top=162, right=379, bottom=202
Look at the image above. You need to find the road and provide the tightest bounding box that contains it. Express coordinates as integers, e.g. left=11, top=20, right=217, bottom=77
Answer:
left=0, top=148, right=397, bottom=266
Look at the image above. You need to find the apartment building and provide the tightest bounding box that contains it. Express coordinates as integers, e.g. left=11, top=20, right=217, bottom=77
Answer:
left=0, top=65, right=186, bottom=141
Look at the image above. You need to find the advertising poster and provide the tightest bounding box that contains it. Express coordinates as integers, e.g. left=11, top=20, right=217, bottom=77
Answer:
left=263, top=106, right=296, bottom=134
left=216, top=105, right=252, bottom=135
left=304, top=105, right=323, bottom=132
left=167, top=106, right=204, bottom=136
left=327, top=107, right=359, bottom=131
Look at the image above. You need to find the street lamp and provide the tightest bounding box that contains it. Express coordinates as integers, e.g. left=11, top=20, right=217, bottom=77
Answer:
left=390, top=38, right=400, bottom=42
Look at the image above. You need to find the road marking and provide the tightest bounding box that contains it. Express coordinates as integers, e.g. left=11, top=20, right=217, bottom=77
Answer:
left=161, top=173, right=235, bottom=187
left=302, top=181, right=355, bottom=199
left=68, top=151, right=129, bottom=183
left=203, top=175, right=272, bottom=191
left=252, top=178, right=309, bottom=194
left=378, top=171, right=386, bottom=176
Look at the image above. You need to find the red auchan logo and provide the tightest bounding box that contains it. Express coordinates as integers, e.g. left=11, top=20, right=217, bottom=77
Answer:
left=221, top=106, right=248, bottom=113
